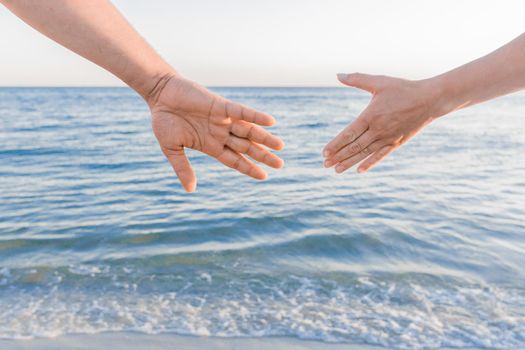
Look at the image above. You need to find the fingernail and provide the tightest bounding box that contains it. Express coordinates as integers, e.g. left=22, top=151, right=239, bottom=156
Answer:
left=337, top=73, right=348, bottom=81
left=335, top=165, right=344, bottom=173
left=357, top=168, right=365, bottom=174
left=323, top=150, right=330, bottom=157
left=324, top=160, right=332, bottom=168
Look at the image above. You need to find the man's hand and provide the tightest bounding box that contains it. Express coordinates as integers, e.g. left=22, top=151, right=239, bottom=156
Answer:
left=323, top=73, right=442, bottom=174
left=0, top=1, right=284, bottom=193
left=149, top=74, right=284, bottom=192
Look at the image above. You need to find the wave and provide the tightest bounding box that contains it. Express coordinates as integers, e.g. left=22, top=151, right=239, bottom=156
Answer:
left=0, top=268, right=524, bottom=349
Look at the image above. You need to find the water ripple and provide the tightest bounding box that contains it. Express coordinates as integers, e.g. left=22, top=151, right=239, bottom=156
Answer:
left=1, top=87, right=525, bottom=348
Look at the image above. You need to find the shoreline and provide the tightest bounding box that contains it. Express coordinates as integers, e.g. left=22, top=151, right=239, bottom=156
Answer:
left=0, top=332, right=485, bottom=350
left=0, top=332, right=385, bottom=350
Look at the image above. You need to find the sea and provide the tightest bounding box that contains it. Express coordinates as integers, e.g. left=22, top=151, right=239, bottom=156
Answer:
left=0, top=87, right=524, bottom=349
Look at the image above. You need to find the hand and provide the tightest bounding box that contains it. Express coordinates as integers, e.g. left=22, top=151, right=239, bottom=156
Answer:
left=149, top=74, right=284, bottom=192
left=323, top=73, right=442, bottom=174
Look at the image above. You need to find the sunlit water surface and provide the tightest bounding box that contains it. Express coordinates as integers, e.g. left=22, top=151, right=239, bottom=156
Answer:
left=0, top=87, right=524, bottom=349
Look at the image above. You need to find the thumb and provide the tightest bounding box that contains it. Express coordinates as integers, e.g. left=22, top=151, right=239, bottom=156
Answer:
left=163, top=148, right=197, bottom=192
left=337, top=72, right=382, bottom=93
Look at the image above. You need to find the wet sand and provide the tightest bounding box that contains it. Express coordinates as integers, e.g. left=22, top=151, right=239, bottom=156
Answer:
left=0, top=333, right=384, bottom=350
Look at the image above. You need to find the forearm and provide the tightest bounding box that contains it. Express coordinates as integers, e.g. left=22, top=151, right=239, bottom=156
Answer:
left=1, top=0, right=174, bottom=101
left=431, top=33, right=525, bottom=117
left=324, top=33, right=525, bottom=173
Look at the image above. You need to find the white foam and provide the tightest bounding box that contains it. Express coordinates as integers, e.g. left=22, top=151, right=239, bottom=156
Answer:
left=0, top=272, right=524, bottom=349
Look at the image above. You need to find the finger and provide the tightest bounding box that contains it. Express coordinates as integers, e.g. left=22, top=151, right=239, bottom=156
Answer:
left=357, top=145, right=396, bottom=174
left=226, top=136, right=284, bottom=169
left=337, top=73, right=383, bottom=94
left=323, top=117, right=368, bottom=158
left=231, top=120, right=284, bottom=150
left=324, top=131, right=377, bottom=167
left=162, top=148, right=197, bottom=192
left=226, top=101, right=275, bottom=126
left=216, top=147, right=267, bottom=180
left=333, top=141, right=383, bottom=174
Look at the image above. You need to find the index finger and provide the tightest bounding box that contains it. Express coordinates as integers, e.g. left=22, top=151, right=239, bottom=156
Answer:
left=226, top=101, right=275, bottom=126
left=323, top=117, right=368, bottom=158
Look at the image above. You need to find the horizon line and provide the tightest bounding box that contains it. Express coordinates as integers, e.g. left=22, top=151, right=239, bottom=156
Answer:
left=0, top=85, right=345, bottom=89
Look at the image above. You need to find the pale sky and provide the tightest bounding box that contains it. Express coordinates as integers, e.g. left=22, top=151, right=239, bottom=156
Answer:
left=0, top=0, right=524, bottom=86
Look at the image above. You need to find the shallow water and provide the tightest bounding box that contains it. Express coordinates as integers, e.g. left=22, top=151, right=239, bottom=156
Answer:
left=0, top=87, right=524, bottom=349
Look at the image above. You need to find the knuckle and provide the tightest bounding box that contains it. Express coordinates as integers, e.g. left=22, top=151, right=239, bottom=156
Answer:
left=252, top=113, right=260, bottom=125
left=232, top=157, right=242, bottom=170
left=163, top=147, right=184, bottom=157
left=241, top=106, right=249, bottom=120
left=344, top=130, right=356, bottom=141
left=246, top=125, right=255, bottom=139
left=350, top=143, right=362, bottom=154
left=225, top=102, right=233, bottom=118
left=261, top=152, right=270, bottom=164
left=230, top=123, right=240, bottom=135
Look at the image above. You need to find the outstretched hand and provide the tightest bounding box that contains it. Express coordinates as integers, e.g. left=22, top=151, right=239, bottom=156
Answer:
left=323, top=73, right=441, bottom=174
left=149, top=75, right=284, bottom=192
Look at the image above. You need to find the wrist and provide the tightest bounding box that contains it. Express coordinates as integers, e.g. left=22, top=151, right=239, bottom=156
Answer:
left=125, top=64, right=180, bottom=107
left=420, top=74, right=459, bottom=120
left=142, top=70, right=179, bottom=108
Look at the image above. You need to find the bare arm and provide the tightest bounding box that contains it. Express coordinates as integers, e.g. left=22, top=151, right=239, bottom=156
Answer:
left=437, top=33, right=525, bottom=113
left=323, top=33, right=525, bottom=174
left=1, top=0, right=284, bottom=192
left=2, top=0, right=170, bottom=100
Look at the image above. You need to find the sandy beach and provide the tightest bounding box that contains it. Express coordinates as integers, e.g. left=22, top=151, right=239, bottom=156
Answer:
left=0, top=333, right=387, bottom=350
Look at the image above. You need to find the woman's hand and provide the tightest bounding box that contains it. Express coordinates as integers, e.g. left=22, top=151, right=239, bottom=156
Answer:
left=149, top=74, right=285, bottom=192
left=323, top=73, right=443, bottom=174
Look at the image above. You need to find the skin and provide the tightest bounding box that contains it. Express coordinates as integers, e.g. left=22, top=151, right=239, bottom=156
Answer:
left=3, top=1, right=524, bottom=187
left=1, top=0, right=284, bottom=192
left=324, top=33, right=525, bottom=174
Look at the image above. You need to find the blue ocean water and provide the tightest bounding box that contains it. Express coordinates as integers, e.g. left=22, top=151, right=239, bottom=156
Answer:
left=0, top=87, right=524, bottom=349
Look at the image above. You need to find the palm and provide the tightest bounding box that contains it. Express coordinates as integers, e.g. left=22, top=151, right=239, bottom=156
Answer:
left=150, top=77, right=284, bottom=192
